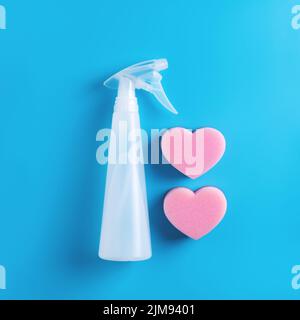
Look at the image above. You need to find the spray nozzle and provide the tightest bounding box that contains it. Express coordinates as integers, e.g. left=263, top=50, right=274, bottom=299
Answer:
left=104, top=59, right=178, bottom=114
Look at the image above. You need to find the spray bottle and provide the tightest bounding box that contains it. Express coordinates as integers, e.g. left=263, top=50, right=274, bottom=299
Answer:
left=99, top=59, right=177, bottom=261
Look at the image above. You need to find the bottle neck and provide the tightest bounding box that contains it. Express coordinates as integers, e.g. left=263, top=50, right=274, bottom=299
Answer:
left=115, top=78, right=138, bottom=112
left=114, top=96, right=138, bottom=112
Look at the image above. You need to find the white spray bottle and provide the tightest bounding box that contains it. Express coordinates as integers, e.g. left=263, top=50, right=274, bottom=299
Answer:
left=99, top=59, right=178, bottom=261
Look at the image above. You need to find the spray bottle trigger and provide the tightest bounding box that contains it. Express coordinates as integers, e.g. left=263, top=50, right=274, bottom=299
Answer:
left=104, top=59, right=178, bottom=115
left=136, top=71, right=178, bottom=115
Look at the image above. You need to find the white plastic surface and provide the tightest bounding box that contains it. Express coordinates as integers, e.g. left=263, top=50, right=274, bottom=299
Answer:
left=99, top=107, right=152, bottom=261
left=104, top=59, right=178, bottom=114
left=99, top=59, right=177, bottom=261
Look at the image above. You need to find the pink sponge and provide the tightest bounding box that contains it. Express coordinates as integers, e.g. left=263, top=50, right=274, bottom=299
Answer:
left=161, top=127, right=226, bottom=179
left=163, top=187, right=227, bottom=240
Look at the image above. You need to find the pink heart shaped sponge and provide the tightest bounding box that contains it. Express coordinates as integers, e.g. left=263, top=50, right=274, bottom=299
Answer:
left=161, top=127, right=226, bottom=179
left=163, top=187, right=227, bottom=240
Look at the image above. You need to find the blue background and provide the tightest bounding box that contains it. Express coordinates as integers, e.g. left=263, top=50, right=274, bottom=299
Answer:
left=0, top=0, right=300, bottom=300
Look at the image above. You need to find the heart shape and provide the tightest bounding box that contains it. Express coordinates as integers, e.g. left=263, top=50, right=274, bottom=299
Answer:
left=161, top=127, right=226, bottom=179
left=163, top=187, right=227, bottom=240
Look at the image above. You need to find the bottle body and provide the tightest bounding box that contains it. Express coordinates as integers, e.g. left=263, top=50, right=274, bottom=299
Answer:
left=99, top=105, right=152, bottom=261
